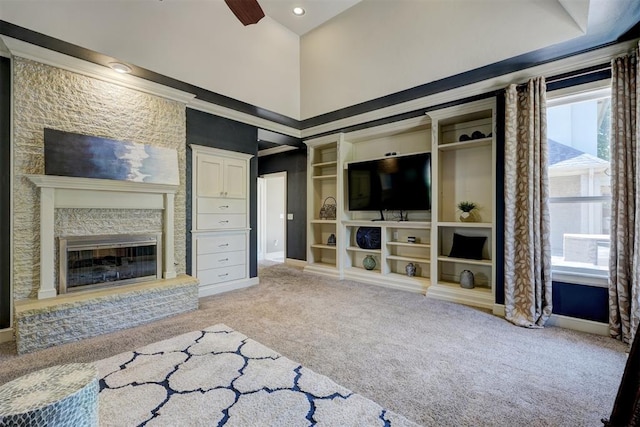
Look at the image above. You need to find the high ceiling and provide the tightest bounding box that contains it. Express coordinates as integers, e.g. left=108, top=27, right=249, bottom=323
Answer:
left=260, top=0, right=361, bottom=35
left=0, top=0, right=638, bottom=123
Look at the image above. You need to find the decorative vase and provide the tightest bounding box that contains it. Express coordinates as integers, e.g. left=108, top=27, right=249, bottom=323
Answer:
left=327, top=233, right=336, bottom=246
left=459, top=211, right=477, bottom=222
left=363, top=255, right=376, bottom=271
left=460, top=270, right=475, bottom=289
left=405, top=262, right=416, bottom=277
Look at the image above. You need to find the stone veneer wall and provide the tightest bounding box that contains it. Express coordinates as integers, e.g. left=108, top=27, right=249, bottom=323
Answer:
left=12, top=57, right=187, bottom=301
left=15, top=276, right=199, bottom=354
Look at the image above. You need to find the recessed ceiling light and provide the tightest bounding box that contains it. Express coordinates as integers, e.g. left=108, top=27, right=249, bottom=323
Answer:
left=292, top=7, right=305, bottom=16
left=108, top=62, right=132, bottom=74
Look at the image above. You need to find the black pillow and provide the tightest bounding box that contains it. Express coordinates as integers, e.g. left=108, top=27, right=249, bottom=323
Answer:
left=448, top=233, right=486, bottom=260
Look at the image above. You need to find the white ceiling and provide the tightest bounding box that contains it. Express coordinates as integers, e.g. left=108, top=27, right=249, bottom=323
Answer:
left=0, top=0, right=633, bottom=121
left=261, top=0, right=361, bottom=36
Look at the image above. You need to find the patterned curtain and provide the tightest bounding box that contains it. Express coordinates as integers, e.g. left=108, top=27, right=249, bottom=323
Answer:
left=609, top=45, right=640, bottom=344
left=504, top=77, right=553, bottom=328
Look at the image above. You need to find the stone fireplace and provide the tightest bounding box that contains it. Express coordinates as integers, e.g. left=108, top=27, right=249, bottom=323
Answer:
left=13, top=175, right=198, bottom=354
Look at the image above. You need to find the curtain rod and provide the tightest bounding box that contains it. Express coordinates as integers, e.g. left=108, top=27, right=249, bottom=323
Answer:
left=546, top=63, right=611, bottom=84
left=515, top=62, right=612, bottom=89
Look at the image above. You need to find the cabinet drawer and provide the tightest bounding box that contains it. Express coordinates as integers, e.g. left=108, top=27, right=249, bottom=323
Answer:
left=197, top=213, right=246, bottom=229
left=198, top=249, right=245, bottom=269
left=197, top=234, right=246, bottom=254
left=197, top=198, right=246, bottom=214
left=197, top=264, right=246, bottom=285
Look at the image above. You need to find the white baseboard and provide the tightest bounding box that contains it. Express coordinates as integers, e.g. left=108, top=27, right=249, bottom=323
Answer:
left=303, top=264, right=341, bottom=279
left=265, top=251, right=285, bottom=261
left=547, top=313, right=609, bottom=336
left=198, top=277, right=259, bottom=298
left=492, top=304, right=608, bottom=336
left=285, top=258, right=307, bottom=268
left=0, top=328, right=14, bottom=343
left=343, top=270, right=425, bottom=294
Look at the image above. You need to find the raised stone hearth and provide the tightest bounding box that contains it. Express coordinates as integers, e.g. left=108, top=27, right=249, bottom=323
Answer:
left=16, top=175, right=197, bottom=354
left=14, top=275, right=198, bottom=354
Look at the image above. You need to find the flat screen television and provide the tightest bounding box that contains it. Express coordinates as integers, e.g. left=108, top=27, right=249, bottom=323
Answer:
left=347, top=152, right=431, bottom=213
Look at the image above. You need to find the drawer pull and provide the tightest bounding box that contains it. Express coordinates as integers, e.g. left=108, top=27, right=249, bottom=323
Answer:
left=218, top=273, right=229, bottom=277
left=219, top=258, right=229, bottom=262
left=219, top=243, right=229, bottom=247
left=219, top=205, right=229, bottom=209
left=219, top=220, right=229, bottom=224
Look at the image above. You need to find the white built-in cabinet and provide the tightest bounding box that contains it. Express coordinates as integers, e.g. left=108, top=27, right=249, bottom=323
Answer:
left=191, top=145, right=256, bottom=297
left=303, top=98, right=497, bottom=310
left=428, top=99, right=496, bottom=310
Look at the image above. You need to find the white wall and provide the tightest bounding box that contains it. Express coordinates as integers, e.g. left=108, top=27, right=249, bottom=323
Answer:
left=0, top=0, right=301, bottom=119
left=300, top=0, right=584, bottom=119
left=265, top=176, right=285, bottom=254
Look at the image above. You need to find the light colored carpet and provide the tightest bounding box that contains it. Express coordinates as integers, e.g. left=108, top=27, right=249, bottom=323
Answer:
left=0, top=263, right=628, bottom=426
left=97, top=323, right=417, bottom=426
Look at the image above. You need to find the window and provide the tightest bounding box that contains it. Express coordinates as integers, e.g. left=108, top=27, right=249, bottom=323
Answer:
left=547, top=86, right=611, bottom=285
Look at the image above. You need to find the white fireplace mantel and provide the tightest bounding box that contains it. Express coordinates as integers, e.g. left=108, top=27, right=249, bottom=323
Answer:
left=27, top=175, right=179, bottom=299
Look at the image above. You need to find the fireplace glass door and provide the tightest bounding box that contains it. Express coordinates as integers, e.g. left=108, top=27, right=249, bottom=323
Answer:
left=60, top=234, right=162, bottom=293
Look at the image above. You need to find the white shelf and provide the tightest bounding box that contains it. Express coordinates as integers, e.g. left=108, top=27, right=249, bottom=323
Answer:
left=310, top=219, right=337, bottom=224
left=437, top=256, right=492, bottom=266
left=437, top=222, right=492, bottom=228
left=344, top=220, right=430, bottom=228
left=387, top=241, right=430, bottom=249
left=438, top=137, right=492, bottom=151
left=312, top=160, right=338, bottom=168
left=387, top=254, right=430, bottom=263
left=345, top=266, right=382, bottom=275
left=346, top=246, right=381, bottom=254
left=312, top=174, right=337, bottom=180
left=311, top=244, right=337, bottom=250
left=434, top=280, right=492, bottom=293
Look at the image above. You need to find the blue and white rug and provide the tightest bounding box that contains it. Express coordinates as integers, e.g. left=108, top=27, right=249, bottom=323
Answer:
left=97, top=324, right=418, bottom=426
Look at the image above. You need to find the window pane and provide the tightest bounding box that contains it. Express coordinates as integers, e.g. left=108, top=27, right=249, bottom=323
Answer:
left=549, top=200, right=610, bottom=274
left=547, top=94, right=611, bottom=277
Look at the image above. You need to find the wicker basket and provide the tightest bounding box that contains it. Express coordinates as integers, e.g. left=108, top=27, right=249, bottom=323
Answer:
left=319, top=196, right=337, bottom=220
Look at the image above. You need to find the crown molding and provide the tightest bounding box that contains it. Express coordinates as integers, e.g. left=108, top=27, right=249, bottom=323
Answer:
left=1, top=36, right=196, bottom=104
left=257, top=145, right=298, bottom=157
left=188, top=99, right=301, bottom=138
left=300, top=40, right=638, bottom=139
left=341, top=114, right=431, bottom=143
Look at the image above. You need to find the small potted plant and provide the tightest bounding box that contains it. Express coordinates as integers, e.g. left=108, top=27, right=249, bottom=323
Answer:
left=457, top=201, right=477, bottom=222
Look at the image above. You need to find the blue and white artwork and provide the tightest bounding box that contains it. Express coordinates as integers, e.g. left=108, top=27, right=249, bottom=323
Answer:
left=44, top=128, right=179, bottom=185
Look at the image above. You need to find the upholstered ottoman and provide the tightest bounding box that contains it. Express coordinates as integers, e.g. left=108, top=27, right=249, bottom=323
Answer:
left=0, top=363, right=98, bottom=426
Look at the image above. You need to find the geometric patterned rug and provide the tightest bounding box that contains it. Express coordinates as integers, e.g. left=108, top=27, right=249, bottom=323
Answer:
left=97, top=324, right=419, bottom=426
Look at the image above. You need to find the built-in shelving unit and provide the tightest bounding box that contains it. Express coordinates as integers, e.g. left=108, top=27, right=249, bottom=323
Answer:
left=304, top=135, right=342, bottom=277
left=303, top=101, right=497, bottom=311
left=341, top=220, right=431, bottom=292
left=428, top=99, right=496, bottom=310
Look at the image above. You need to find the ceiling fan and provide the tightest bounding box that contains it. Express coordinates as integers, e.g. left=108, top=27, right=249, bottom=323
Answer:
left=224, top=0, right=265, bottom=26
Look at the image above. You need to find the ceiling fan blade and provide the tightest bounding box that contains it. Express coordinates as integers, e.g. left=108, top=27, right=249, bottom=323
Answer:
left=224, top=0, right=265, bottom=26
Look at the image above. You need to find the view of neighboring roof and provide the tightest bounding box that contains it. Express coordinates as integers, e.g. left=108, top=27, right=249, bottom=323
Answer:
left=548, top=138, right=609, bottom=170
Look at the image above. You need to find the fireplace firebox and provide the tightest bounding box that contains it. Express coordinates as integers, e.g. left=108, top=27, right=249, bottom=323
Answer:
left=59, top=234, right=162, bottom=293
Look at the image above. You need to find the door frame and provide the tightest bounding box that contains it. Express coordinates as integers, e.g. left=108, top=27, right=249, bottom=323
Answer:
left=258, top=171, right=287, bottom=262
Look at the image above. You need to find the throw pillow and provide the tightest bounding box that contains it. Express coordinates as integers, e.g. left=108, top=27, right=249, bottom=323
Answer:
left=448, top=233, right=486, bottom=260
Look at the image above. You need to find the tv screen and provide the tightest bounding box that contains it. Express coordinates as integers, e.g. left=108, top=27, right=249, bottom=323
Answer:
left=347, top=152, right=431, bottom=212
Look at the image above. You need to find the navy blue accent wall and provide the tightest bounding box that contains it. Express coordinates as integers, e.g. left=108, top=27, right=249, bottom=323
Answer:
left=495, top=92, right=506, bottom=306
left=258, top=149, right=307, bottom=261
left=552, top=282, right=608, bottom=323
left=185, top=109, right=259, bottom=278
left=0, top=56, right=10, bottom=329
